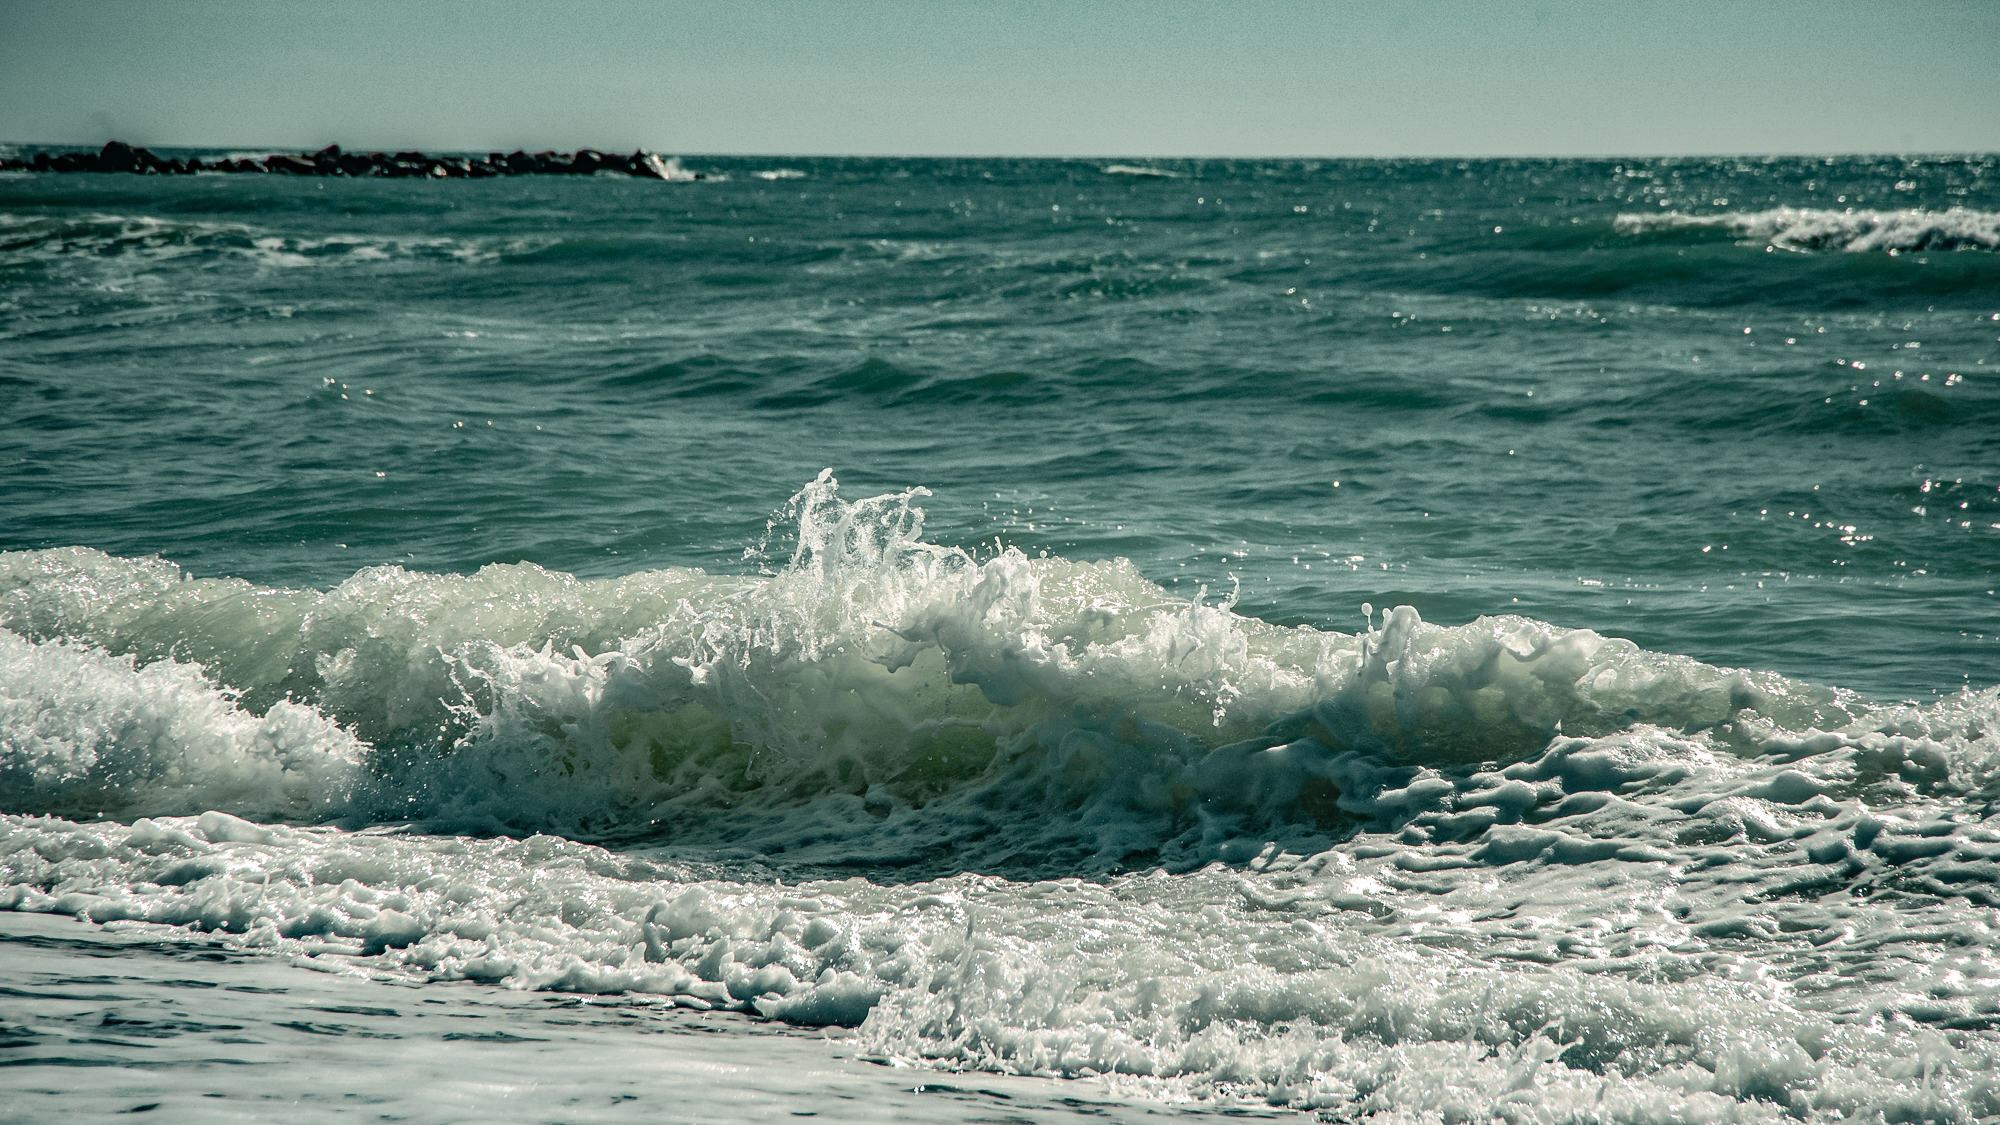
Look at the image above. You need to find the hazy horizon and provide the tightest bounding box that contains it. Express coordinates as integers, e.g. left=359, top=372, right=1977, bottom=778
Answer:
left=14, top=142, right=2000, bottom=162
left=4, top=0, right=1997, bottom=159
left=9, top=140, right=2000, bottom=161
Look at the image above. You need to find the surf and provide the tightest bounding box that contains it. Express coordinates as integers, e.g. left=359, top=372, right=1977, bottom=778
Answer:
left=4, top=473, right=1986, bottom=862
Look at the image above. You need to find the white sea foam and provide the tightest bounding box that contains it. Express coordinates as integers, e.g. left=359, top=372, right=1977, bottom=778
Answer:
left=1, top=472, right=1881, bottom=855
left=0, top=908, right=1177, bottom=1124
left=0, top=211, right=514, bottom=272
left=5, top=709, right=1998, bottom=1122
left=1103, top=165, right=1181, bottom=178
left=0, top=631, right=366, bottom=820
left=1614, top=207, right=2000, bottom=252
left=5, top=473, right=2000, bottom=1118
left=643, top=156, right=711, bottom=182
left=0, top=212, right=258, bottom=268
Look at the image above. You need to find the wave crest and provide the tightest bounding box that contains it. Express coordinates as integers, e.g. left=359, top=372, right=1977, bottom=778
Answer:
left=5, top=474, right=1983, bottom=872
left=1614, top=206, right=2000, bottom=252
left=0, top=211, right=519, bottom=270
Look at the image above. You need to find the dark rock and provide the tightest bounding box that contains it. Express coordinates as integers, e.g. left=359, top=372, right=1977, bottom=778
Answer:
left=21, top=141, right=698, bottom=180
left=97, top=141, right=141, bottom=172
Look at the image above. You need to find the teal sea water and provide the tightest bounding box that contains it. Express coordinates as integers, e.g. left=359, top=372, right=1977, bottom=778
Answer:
left=4, top=154, right=1997, bottom=696
left=4, top=152, right=2000, bottom=1121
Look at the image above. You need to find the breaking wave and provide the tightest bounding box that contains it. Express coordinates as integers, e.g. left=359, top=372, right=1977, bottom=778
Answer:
left=1614, top=206, right=2000, bottom=253
left=3, top=472, right=1990, bottom=868
left=0, top=211, right=522, bottom=270
left=7, top=473, right=2000, bottom=1118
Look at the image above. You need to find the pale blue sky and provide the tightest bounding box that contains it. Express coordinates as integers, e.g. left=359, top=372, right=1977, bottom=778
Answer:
left=4, top=0, right=1996, bottom=156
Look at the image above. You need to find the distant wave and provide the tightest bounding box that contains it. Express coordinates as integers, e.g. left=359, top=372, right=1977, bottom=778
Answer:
left=1615, top=206, right=2000, bottom=252
left=754, top=168, right=806, bottom=181
left=0, top=212, right=532, bottom=269
left=653, top=156, right=707, bottom=182
left=1102, top=164, right=1180, bottom=178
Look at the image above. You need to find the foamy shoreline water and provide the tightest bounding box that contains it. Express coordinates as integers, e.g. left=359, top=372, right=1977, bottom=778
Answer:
left=2, top=911, right=1230, bottom=1123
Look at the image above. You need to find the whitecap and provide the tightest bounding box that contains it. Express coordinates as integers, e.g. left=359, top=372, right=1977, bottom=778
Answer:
left=1615, top=206, right=2000, bottom=252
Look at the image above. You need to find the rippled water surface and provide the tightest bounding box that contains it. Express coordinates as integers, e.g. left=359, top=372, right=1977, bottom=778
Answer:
left=3, top=152, right=1999, bottom=1122
left=5, top=153, right=1997, bottom=696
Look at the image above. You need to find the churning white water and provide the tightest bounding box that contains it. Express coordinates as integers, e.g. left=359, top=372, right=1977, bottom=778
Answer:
left=6, top=474, right=1999, bottom=1121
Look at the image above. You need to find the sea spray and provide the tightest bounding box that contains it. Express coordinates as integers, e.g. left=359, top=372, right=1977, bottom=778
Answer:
left=7, top=493, right=2000, bottom=1119
left=4, top=474, right=1888, bottom=859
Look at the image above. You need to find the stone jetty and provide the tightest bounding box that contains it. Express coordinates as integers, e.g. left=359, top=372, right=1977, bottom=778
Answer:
left=0, top=141, right=698, bottom=179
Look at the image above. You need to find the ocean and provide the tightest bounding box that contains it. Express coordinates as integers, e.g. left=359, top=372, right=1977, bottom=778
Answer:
left=2, top=150, right=1998, bottom=1122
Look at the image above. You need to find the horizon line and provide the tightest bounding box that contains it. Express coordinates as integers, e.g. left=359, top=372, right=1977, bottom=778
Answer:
left=4, top=140, right=1997, bottom=163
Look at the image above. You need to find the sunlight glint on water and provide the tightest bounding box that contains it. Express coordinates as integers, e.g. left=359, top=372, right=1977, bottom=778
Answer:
left=3, top=152, right=1999, bottom=1121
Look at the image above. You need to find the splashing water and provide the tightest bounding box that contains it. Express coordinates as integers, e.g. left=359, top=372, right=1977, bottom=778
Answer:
left=6, top=474, right=2000, bottom=1119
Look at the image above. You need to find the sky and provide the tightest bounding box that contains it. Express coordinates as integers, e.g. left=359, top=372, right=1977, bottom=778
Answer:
left=3, top=0, right=1997, bottom=157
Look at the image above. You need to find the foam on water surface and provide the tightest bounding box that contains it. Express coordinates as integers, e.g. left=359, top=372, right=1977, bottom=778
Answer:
left=0, top=472, right=1890, bottom=853
left=5, top=475, right=2000, bottom=1121
left=0, top=211, right=528, bottom=277
left=0, top=911, right=1222, bottom=1124
left=1615, top=207, right=2000, bottom=253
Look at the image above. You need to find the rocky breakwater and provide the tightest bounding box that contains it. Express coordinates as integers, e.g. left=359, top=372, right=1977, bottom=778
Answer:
left=1, top=141, right=699, bottom=180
